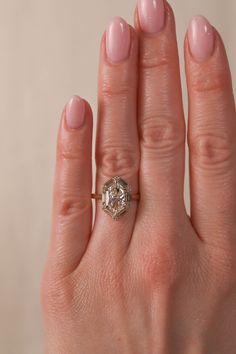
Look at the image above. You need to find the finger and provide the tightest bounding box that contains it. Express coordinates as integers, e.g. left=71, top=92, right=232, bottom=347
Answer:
left=185, top=16, right=236, bottom=246
left=48, top=96, right=93, bottom=277
left=133, top=1, right=187, bottom=237
left=91, top=18, right=140, bottom=256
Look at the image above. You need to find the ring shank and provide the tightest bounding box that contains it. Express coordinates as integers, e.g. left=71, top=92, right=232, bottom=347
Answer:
left=91, top=193, right=102, bottom=200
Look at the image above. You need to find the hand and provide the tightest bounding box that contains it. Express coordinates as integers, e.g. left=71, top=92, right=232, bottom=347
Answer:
left=41, top=1, right=236, bottom=353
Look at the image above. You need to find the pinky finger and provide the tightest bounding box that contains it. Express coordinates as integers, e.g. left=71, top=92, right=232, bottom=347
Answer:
left=46, top=95, right=93, bottom=278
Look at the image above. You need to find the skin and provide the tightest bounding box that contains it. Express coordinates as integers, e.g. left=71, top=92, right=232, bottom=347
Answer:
left=41, top=2, right=236, bottom=353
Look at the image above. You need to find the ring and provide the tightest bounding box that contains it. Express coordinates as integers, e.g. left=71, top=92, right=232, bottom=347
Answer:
left=91, top=176, right=140, bottom=220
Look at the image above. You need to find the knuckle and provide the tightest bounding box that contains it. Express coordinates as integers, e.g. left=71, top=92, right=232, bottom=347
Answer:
left=58, top=198, right=91, bottom=217
left=190, top=132, right=233, bottom=170
left=140, top=55, right=169, bottom=71
left=57, top=139, right=86, bottom=162
left=140, top=114, right=185, bottom=157
left=101, top=81, right=131, bottom=101
left=96, top=145, right=139, bottom=178
left=191, top=71, right=228, bottom=95
left=137, top=240, right=184, bottom=290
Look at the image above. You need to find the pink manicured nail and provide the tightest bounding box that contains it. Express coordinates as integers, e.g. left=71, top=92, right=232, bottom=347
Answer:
left=138, top=0, right=165, bottom=34
left=66, top=96, right=85, bottom=129
left=106, top=17, right=131, bottom=63
left=188, top=15, right=215, bottom=61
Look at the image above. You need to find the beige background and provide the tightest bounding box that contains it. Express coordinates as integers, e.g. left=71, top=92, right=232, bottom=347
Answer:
left=0, top=0, right=235, bottom=353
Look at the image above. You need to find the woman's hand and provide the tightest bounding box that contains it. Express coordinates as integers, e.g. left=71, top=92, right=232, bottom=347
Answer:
left=41, top=0, right=236, bottom=353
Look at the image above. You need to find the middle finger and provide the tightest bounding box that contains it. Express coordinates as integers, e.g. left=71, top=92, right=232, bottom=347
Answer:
left=134, top=0, right=187, bottom=236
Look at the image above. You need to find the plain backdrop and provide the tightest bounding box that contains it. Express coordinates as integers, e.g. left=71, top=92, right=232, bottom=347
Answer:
left=0, top=0, right=235, bottom=353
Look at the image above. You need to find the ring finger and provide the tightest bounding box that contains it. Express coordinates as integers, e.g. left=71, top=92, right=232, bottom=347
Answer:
left=90, top=17, right=140, bottom=256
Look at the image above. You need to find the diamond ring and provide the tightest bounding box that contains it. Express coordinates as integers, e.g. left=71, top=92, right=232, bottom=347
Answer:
left=91, top=176, right=140, bottom=220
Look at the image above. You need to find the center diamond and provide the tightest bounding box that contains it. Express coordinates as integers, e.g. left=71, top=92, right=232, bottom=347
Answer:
left=102, top=176, right=131, bottom=220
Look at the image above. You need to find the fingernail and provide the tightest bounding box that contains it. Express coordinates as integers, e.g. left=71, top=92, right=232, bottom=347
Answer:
left=106, top=17, right=131, bottom=63
left=188, top=15, right=215, bottom=61
left=66, top=96, right=85, bottom=129
left=138, top=0, right=165, bottom=34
